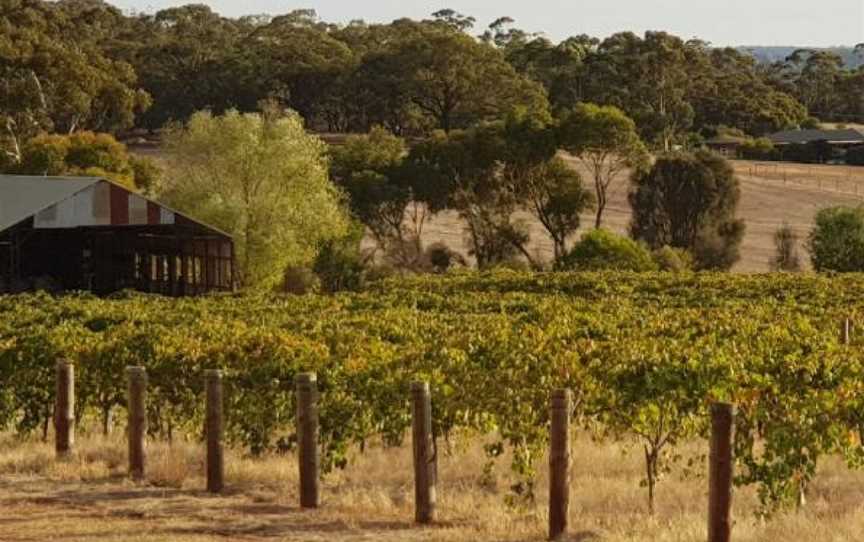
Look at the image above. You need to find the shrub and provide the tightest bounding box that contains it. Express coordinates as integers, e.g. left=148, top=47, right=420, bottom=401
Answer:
left=808, top=207, right=864, bottom=272
left=282, top=267, right=319, bottom=294
left=424, top=242, right=466, bottom=273
left=739, top=138, right=778, bottom=161
left=772, top=224, right=802, bottom=272
left=652, top=246, right=693, bottom=272
left=313, top=222, right=369, bottom=293
left=557, top=229, right=657, bottom=272
left=801, top=117, right=821, bottom=129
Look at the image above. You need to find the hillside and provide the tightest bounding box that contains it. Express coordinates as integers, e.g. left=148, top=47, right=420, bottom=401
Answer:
left=742, top=46, right=863, bottom=68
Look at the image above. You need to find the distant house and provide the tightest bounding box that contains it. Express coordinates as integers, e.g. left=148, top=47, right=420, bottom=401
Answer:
left=0, top=176, right=234, bottom=296
left=766, top=128, right=864, bottom=164
left=768, top=128, right=864, bottom=147
left=705, top=134, right=750, bottom=157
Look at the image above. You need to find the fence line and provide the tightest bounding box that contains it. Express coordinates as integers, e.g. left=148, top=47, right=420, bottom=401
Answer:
left=742, top=162, right=864, bottom=198
left=34, top=312, right=863, bottom=540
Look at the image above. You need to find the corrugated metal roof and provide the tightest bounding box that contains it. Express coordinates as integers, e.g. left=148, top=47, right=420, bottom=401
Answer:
left=768, top=129, right=864, bottom=145
left=0, top=175, right=233, bottom=239
left=0, top=176, right=101, bottom=232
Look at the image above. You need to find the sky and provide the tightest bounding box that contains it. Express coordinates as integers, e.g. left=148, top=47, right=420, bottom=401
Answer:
left=110, top=0, right=864, bottom=47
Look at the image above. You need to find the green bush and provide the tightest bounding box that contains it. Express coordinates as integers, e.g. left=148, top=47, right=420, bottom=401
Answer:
left=313, top=222, right=369, bottom=293
left=652, top=246, right=693, bottom=272
left=557, top=229, right=657, bottom=272
left=282, top=267, right=320, bottom=294
left=739, top=137, right=778, bottom=161
left=808, top=207, right=864, bottom=272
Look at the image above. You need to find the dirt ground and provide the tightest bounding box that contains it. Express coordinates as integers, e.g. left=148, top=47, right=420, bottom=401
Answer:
left=411, top=159, right=864, bottom=272
left=3, top=433, right=864, bottom=542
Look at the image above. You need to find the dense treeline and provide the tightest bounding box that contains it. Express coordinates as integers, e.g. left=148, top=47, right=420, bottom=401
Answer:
left=2, top=0, right=863, bottom=159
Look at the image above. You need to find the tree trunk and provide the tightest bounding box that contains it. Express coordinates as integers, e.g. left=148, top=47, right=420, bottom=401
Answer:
left=42, top=410, right=51, bottom=443
left=101, top=405, right=113, bottom=436
left=595, top=178, right=607, bottom=229
left=644, top=445, right=658, bottom=515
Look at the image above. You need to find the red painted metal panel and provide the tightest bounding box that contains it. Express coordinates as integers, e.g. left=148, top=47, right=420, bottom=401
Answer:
left=109, top=185, right=129, bottom=225
left=147, top=202, right=161, bottom=225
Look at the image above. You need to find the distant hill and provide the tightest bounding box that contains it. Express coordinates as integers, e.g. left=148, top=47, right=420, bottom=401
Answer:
left=740, top=46, right=863, bottom=69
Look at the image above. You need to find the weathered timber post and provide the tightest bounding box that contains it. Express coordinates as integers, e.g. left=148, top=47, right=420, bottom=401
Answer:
left=411, top=381, right=436, bottom=524
left=296, top=373, right=320, bottom=508
left=549, top=389, right=572, bottom=541
left=841, top=318, right=852, bottom=345
left=55, top=359, right=75, bottom=458
left=127, top=367, right=147, bottom=480
left=205, top=370, right=224, bottom=493
left=708, top=403, right=735, bottom=542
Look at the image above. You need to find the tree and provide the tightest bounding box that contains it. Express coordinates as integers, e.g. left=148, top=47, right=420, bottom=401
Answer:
left=785, top=50, right=845, bottom=121
left=430, top=9, right=475, bottom=32
left=558, top=103, right=648, bottom=228
left=629, top=150, right=745, bottom=270
left=556, top=229, right=657, bottom=271
left=496, top=109, right=594, bottom=260
left=773, top=223, right=802, bottom=272
left=5, top=131, right=157, bottom=190
left=687, top=48, right=806, bottom=135
left=382, top=26, right=549, bottom=133
left=406, top=123, right=536, bottom=269
left=807, top=207, right=864, bottom=272
left=330, top=127, right=428, bottom=268
left=0, top=0, right=150, bottom=159
left=583, top=32, right=695, bottom=150
left=524, top=157, right=594, bottom=261
left=161, top=109, right=348, bottom=289
left=506, top=35, right=597, bottom=113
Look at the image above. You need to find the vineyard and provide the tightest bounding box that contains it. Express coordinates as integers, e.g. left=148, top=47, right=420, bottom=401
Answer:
left=1, top=271, right=864, bottom=523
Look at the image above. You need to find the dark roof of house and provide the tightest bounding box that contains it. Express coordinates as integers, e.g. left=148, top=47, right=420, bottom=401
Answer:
left=706, top=134, right=749, bottom=145
left=768, top=129, right=864, bottom=145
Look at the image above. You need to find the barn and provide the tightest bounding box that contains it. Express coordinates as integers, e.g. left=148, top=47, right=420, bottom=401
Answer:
left=0, top=175, right=234, bottom=296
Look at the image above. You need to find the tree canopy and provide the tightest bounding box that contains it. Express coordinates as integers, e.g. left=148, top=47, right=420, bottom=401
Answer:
left=161, top=109, right=348, bottom=289
left=4, top=2, right=854, bottom=155
left=629, top=150, right=745, bottom=270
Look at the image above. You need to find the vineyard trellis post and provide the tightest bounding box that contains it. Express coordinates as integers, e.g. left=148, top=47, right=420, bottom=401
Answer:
left=708, top=403, right=735, bottom=542
left=127, top=367, right=147, bottom=480
left=296, top=372, right=320, bottom=508
left=205, top=370, right=224, bottom=493
left=411, top=381, right=436, bottom=524
left=841, top=318, right=852, bottom=345
left=55, top=359, right=75, bottom=458
left=549, top=389, right=572, bottom=541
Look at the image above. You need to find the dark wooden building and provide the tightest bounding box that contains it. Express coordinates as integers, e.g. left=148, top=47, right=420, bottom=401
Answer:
left=0, top=175, right=234, bottom=296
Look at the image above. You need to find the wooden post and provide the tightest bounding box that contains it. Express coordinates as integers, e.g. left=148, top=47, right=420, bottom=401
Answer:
left=296, top=373, right=320, bottom=508
left=708, top=403, right=734, bottom=542
left=55, top=359, right=75, bottom=458
left=549, top=389, right=572, bottom=540
left=841, top=318, right=852, bottom=345
left=411, top=382, right=436, bottom=524
left=205, top=370, right=224, bottom=493
left=127, top=366, right=147, bottom=480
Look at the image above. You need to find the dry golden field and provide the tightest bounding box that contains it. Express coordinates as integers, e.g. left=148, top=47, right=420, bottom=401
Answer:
left=409, top=159, right=864, bottom=272
left=2, top=433, right=864, bottom=542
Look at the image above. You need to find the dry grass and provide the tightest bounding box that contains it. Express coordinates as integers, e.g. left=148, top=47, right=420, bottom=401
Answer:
left=405, top=157, right=864, bottom=273
left=1, top=432, right=864, bottom=541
